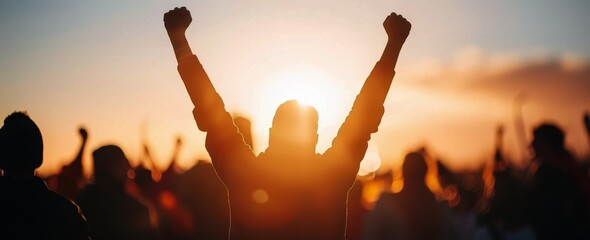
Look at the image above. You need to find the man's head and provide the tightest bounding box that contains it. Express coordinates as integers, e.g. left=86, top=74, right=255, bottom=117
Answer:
left=92, top=145, right=130, bottom=184
left=531, top=123, right=565, bottom=160
left=269, top=100, right=319, bottom=154
left=402, top=152, right=428, bottom=186
left=0, top=112, right=43, bottom=175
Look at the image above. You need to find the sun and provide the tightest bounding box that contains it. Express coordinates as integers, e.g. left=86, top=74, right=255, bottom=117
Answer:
left=249, top=65, right=349, bottom=152
left=257, top=65, right=346, bottom=128
left=268, top=66, right=330, bottom=111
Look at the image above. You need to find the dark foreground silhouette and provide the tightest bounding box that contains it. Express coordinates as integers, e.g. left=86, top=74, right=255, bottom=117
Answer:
left=0, top=112, right=90, bottom=239
left=164, top=6, right=411, bottom=240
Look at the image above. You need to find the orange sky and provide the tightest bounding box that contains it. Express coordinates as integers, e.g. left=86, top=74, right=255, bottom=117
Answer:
left=1, top=1, right=589, bottom=176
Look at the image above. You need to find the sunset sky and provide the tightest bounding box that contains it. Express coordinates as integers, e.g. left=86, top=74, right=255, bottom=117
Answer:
left=1, top=0, right=589, bottom=176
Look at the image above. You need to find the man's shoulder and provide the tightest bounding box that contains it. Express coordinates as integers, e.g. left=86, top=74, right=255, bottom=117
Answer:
left=0, top=176, right=10, bottom=188
left=42, top=186, right=84, bottom=214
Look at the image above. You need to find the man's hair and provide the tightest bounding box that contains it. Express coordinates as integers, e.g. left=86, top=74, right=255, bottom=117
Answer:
left=533, top=123, right=565, bottom=150
left=0, top=111, right=44, bottom=172
left=92, top=144, right=130, bottom=180
left=272, top=100, right=319, bottom=131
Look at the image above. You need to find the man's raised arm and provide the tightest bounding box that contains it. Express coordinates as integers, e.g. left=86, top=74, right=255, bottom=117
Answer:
left=165, top=7, right=194, bottom=64
left=324, top=13, right=411, bottom=172
left=164, top=7, right=222, bottom=131
left=358, top=12, right=411, bottom=109
left=164, top=7, right=255, bottom=180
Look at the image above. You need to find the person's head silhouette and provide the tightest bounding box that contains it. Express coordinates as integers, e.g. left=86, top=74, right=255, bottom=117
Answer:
left=268, top=100, right=319, bottom=155
left=402, top=152, right=428, bottom=188
left=531, top=123, right=565, bottom=161
left=92, top=145, right=130, bottom=185
left=0, top=111, right=43, bottom=177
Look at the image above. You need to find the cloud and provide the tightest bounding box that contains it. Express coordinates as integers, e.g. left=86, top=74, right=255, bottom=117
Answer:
left=405, top=47, right=590, bottom=104
left=560, top=52, right=590, bottom=72
left=377, top=48, right=590, bottom=170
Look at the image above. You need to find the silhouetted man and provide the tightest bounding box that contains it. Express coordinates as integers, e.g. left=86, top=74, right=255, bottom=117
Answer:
left=77, top=145, right=155, bottom=240
left=164, top=6, right=411, bottom=240
left=528, top=123, right=589, bottom=240
left=0, top=111, right=90, bottom=239
left=363, top=152, right=444, bottom=240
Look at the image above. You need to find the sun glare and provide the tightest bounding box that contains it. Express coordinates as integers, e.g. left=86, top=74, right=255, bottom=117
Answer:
left=358, top=142, right=382, bottom=176
left=255, top=65, right=346, bottom=129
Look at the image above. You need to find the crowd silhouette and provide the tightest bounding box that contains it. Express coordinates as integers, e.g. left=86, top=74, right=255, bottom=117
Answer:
left=1, top=5, right=589, bottom=240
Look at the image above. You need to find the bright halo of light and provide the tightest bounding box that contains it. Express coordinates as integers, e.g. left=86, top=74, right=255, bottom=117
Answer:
left=358, top=142, right=382, bottom=176
left=256, top=65, right=345, bottom=129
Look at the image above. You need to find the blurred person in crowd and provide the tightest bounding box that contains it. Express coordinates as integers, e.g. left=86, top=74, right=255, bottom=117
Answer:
left=363, top=152, right=445, bottom=240
left=77, top=144, right=155, bottom=240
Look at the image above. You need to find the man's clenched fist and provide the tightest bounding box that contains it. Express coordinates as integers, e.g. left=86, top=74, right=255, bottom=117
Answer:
left=383, top=13, right=411, bottom=48
left=79, top=127, right=88, bottom=141
left=164, top=7, right=192, bottom=35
